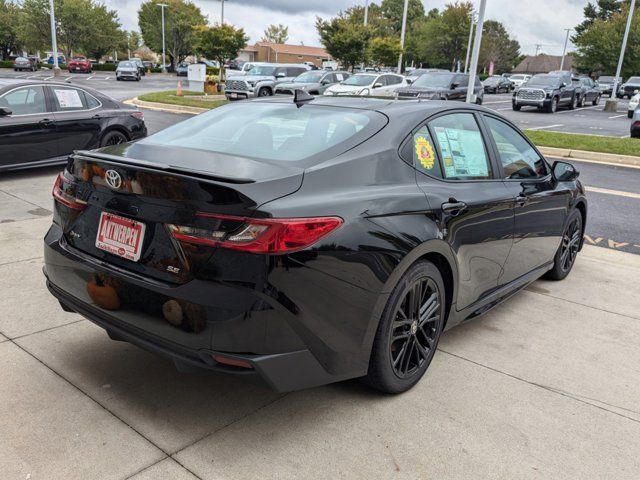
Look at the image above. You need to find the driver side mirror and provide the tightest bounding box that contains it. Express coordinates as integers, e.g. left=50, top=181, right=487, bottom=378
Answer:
left=561, top=82, right=567, bottom=88
left=320, top=79, right=330, bottom=85
left=406, top=78, right=413, bottom=85
left=373, top=82, right=383, bottom=88
left=553, top=161, right=579, bottom=182
left=0, top=107, right=12, bottom=116
left=276, top=72, right=286, bottom=78
left=451, top=82, right=460, bottom=89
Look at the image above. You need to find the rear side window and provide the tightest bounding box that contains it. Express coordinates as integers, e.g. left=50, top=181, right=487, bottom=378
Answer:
left=286, top=67, right=307, bottom=77
left=50, top=87, right=88, bottom=111
left=386, top=75, right=403, bottom=85
left=0, top=86, right=47, bottom=115
left=142, top=103, right=385, bottom=163
left=485, top=116, right=547, bottom=179
left=411, top=126, right=443, bottom=178
left=428, top=113, right=491, bottom=180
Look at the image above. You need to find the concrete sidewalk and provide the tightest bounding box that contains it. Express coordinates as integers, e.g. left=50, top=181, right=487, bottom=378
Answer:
left=0, top=213, right=639, bottom=479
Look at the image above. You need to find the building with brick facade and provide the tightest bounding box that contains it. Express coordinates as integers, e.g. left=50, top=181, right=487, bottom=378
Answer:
left=237, top=42, right=332, bottom=68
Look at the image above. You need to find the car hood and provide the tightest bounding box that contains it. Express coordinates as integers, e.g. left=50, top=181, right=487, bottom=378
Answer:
left=229, top=75, right=275, bottom=82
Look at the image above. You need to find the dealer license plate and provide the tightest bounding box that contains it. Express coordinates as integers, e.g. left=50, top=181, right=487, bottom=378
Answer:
left=95, top=212, right=146, bottom=262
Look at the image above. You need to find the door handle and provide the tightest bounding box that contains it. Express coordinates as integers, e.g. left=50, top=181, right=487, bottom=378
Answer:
left=442, top=201, right=467, bottom=216
left=39, top=118, right=53, bottom=127
left=516, top=194, right=529, bottom=207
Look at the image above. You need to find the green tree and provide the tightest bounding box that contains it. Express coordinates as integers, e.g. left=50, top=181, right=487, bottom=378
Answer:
left=369, top=36, right=402, bottom=67
left=195, top=23, right=248, bottom=80
left=262, top=24, right=289, bottom=44
left=479, top=20, right=521, bottom=74
left=77, top=3, right=122, bottom=60
left=380, top=0, right=425, bottom=33
left=138, top=0, right=206, bottom=68
left=0, top=0, right=22, bottom=59
left=573, top=2, right=640, bottom=75
left=316, top=15, right=371, bottom=71
left=19, top=0, right=53, bottom=54
left=410, top=2, right=473, bottom=70
left=574, top=0, right=622, bottom=36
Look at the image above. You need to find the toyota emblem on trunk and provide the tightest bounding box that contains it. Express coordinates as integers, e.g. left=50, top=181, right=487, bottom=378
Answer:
left=105, top=170, right=122, bottom=189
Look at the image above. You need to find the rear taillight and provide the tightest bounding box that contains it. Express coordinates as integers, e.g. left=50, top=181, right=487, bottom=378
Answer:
left=53, top=173, right=86, bottom=211
left=131, top=111, right=144, bottom=121
left=167, top=213, right=343, bottom=254
left=634, top=120, right=640, bottom=127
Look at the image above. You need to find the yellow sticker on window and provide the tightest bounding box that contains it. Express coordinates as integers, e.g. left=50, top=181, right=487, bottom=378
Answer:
left=415, top=136, right=435, bottom=170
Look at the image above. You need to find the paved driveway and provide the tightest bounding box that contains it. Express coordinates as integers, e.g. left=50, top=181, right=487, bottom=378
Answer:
left=1, top=188, right=639, bottom=477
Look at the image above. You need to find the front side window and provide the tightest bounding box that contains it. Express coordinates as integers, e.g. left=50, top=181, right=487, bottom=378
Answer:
left=0, top=86, right=47, bottom=115
left=50, top=87, right=88, bottom=111
left=428, top=113, right=491, bottom=180
left=485, top=116, right=547, bottom=179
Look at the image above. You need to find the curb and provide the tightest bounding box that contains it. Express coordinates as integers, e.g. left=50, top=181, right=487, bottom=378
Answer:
left=538, top=146, right=640, bottom=168
left=125, top=97, right=208, bottom=115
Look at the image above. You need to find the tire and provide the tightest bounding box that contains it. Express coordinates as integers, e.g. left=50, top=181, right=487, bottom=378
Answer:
left=363, top=260, right=446, bottom=394
left=578, top=95, right=586, bottom=108
left=100, top=130, right=128, bottom=147
left=629, top=111, right=634, bottom=119
left=257, top=87, right=271, bottom=97
left=568, top=95, right=577, bottom=110
left=512, top=104, right=521, bottom=111
left=116, top=77, right=121, bottom=81
left=546, top=97, right=559, bottom=113
left=475, top=96, right=483, bottom=105
left=544, top=209, right=582, bottom=281
left=592, top=95, right=600, bottom=106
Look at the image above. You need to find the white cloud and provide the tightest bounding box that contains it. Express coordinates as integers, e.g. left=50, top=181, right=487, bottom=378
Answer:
left=105, top=0, right=587, bottom=56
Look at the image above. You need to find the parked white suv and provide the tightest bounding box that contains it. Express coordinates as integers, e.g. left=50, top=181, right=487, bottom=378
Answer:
left=225, top=63, right=311, bottom=100
left=509, top=74, right=532, bottom=88
left=324, top=73, right=406, bottom=97
left=629, top=92, right=639, bottom=118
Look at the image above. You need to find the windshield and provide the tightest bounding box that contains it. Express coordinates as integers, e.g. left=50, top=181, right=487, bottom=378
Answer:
left=527, top=76, right=562, bottom=88
left=294, top=72, right=325, bottom=83
left=484, top=77, right=501, bottom=84
left=141, top=103, right=384, bottom=163
left=511, top=75, right=525, bottom=80
left=627, top=77, right=640, bottom=84
left=598, top=76, right=614, bottom=82
left=342, top=75, right=377, bottom=86
left=248, top=66, right=277, bottom=76
left=413, top=73, right=456, bottom=88
left=118, top=62, right=134, bottom=68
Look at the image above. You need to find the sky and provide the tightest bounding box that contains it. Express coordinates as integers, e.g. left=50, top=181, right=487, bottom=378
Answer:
left=106, top=0, right=588, bottom=56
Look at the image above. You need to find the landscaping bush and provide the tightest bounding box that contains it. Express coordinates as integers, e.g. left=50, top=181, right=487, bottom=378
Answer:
left=150, top=67, right=163, bottom=73
left=92, top=63, right=117, bottom=71
left=0, top=60, right=15, bottom=68
left=206, top=66, right=220, bottom=76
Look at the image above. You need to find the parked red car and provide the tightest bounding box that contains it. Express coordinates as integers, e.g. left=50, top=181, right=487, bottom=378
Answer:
left=68, top=57, right=92, bottom=73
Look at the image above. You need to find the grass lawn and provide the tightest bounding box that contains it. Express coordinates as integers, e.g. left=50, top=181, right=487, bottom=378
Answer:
left=525, top=130, right=640, bottom=157
left=138, top=90, right=227, bottom=109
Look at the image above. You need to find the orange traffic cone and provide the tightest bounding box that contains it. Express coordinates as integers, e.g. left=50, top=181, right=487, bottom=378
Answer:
left=176, top=80, right=183, bottom=97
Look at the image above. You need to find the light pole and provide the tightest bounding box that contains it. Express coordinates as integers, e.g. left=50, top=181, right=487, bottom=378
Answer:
left=559, top=28, right=571, bottom=71
left=158, top=3, right=168, bottom=73
left=49, top=0, right=61, bottom=76
left=364, top=0, right=369, bottom=26
left=612, top=0, right=636, bottom=100
left=220, top=0, right=225, bottom=24
left=464, top=11, right=478, bottom=74
left=466, top=0, right=486, bottom=103
left=397, top=0, right=409, bottom=73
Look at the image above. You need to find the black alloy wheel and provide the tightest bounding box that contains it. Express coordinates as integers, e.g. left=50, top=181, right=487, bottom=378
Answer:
left=592, top=95, right=601, bottom=106
left=568, top=95, right=577, bottom=110
left=547, top=97, right=559, bottom=113
left=257, top=88, right=270, bottom=97
left=100, top=131, right=128, bottom=147
left=364, top=261, right=445, bottom=393
left=545, top=209, right=582, bottom=280
left=579, top=95, right=586, bottom=108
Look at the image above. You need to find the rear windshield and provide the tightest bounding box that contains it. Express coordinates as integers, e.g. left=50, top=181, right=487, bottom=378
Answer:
left=140, top=103, right=386, bottom=163
left=628, top=77, right=640, bottom=84
left=118, top=62, right=134, bottom=68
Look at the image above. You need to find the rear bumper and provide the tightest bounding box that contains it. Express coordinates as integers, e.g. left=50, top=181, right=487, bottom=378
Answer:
left=43, top=223, right=376, bottom=391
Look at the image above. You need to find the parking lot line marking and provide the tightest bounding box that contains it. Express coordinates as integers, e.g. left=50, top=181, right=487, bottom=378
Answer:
left=586, top=186, right=640, bottom=199
left=497, top=107, right=512, bottom=111
left=555, top=105, right=601, bottom=114
left=483, top=100, right=511, bottom=105
left=87, top=75, right=95, bottom=80
left=104, top=76, right=111, bottom=80
left=44, top=75, right=54, bottom=80
left=528, top=124, right=564, bottom=131
left=609, top=114, right=626, bottom=119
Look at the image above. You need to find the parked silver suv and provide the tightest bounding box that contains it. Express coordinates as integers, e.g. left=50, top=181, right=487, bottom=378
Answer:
left=225, top=63, right=311, bottom=100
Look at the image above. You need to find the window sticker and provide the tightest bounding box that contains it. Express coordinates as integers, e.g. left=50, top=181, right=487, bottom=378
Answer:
left=336, top=73, right=344, bottom=81
left=434, top=126, right=488, bottom=178
left=54, top=89, right=83, bottom=108
left=414, top=135, right=435, bottom=170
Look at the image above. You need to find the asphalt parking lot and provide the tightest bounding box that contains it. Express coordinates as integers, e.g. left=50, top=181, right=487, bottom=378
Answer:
left=1, top=72, right=640, bottom=478
left=483, top=92, right=632, bottom=137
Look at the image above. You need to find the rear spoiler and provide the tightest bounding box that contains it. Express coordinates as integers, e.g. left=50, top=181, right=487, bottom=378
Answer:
left=72, top=151, right=256, bottom=184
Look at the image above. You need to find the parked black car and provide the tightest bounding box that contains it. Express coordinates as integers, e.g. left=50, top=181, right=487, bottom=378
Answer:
left=44, top=96, right=586, bottom=394
left=512, top=73, right=578, bottom=113
left=574, top=77, right=602, bottom=107
left=618, top=76, right=640, bottom=99
left=631, top=108, right=640, bottom=138
left=395, top=72, right=484, bottom=104
left=483, top=75, right=513, bottom=93
left=0, top=80, right=147, bottom=171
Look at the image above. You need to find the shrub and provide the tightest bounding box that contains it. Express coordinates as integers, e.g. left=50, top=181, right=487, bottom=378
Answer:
left=206, top=66, right=220, bottom=76
left=0, top=60, right=15, bottom=68
left=92, top=63, right=117, bottom=71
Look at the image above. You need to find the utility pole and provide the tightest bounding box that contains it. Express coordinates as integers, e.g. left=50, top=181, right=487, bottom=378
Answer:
left=464, top=11, right=478, bottom=74
left=535, top=44, right=542, bottom=56
left=220, top=0, right=225, bottom=24
left=612, top=0, right=636, bottom=100
left=158, top=3, right=168, bottom=73
left=49, top=0, right=61, bottom=76
left=559, top=28, right=571, bottom=71
left=364, top=0, right=369, bottom=26
left=397, top=0, right=409, bottom=73
left=466, top=0, right=486, bottom=103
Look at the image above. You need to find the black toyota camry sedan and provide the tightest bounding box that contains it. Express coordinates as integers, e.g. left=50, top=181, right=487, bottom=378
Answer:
left=0, top=80, right=146, bottom=172
left=43, top=95, right=587, bottom=394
